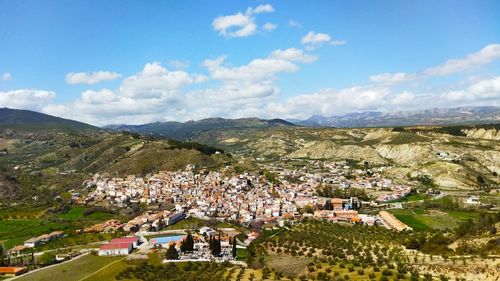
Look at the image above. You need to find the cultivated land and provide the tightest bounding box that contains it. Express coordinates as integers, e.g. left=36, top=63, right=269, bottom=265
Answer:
left=15, top=254, right=122, bottom=281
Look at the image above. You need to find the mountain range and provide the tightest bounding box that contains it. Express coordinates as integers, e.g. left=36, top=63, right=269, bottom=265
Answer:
left=290, top=106, right=500, bottom=127
left=104, top=117, right=295, bottom=141
left=1, top=106, right=499, bottom=140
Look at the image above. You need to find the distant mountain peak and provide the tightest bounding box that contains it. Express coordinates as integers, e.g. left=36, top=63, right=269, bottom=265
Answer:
left=293, top=106, right=500, bottom=127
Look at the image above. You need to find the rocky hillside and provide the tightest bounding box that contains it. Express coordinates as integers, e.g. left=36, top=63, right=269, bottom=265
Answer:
left=210, top=125, right=500, bottom=190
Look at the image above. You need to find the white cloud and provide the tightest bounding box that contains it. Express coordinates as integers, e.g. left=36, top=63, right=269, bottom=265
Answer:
left=442, top=76, right=500, bottom=103
left=1, top=72, right=12, bottom=81
left=169, top=60, right=190, bottom=70
left=212, top=4, right=274, bottom=38
left=370, top=44, right=500, bottom=86
left=119, top=62, right=207, bottom=99
left=391, top=91, right=415, bottom=105
left=212, top=13, right=256, bottom=38
left=288, top=20, right=301, bottom=28
left=268, top=48, right=317, bottom=63
left=203, top=56, right=298, bottom=82
left=248, top=4, right=274, bottom=14
left=301, top=31, right=345, bottom=50
left=0, top=89, right=55, bottom=110
left=65, top=71, right=122, bottom=84
left=203, top=48, right=316, bottom=83
left=263, top=22, right=277, bottom=31
left=270, top=86, right=390, bottom=119
left=369, top=72, right=416, bottom=84
left=29, top=45, right=500, bottom=125
left=425, top=44, right=500, bottom=76
left=42, top=62, right=209, bottom=125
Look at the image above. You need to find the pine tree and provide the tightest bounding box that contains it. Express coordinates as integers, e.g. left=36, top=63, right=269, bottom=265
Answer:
left=217, top=233, right=222, bottom=256
left=0, top=244, right=4, bottom=266
left=166, top=244, right=179, bottom=260
left=210, top=234, right=222, bottom=257
left=186, top=232, right=194, bottom=252
left=232, top=237, right=237, bottom=258
left=209, top=236, right=213, bottom=253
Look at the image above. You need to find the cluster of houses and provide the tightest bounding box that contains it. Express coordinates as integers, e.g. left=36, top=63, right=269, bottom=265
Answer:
left=83, top=219, right=124, bottom=233
left=375, top=185, right=412, bottom=202
left=82, top=211, right=186, bottom=235
left=84, top=160, right=412, bottom=227
left=23, top=231, right=65, bottom=248
left=123, top=210, right=186, bottom=232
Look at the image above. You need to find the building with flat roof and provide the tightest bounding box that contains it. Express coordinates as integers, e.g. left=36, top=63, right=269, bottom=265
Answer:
left=98, top=243, right=133, bottom=256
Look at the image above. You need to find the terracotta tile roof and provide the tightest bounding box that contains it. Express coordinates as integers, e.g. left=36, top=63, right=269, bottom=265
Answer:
left=0, top=267, right=27, bottom=274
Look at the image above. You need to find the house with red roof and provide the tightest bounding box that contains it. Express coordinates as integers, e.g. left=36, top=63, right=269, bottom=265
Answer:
left=98, top=236, right=140, bottom=256
left=0, top=267, right=27, bottom=276
left=109, top=236, right=140, bottom=248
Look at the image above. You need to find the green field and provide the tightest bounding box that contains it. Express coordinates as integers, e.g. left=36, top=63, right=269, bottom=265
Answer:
left=0, top=205, right=117, bottom=250
left=58, top=206, right=114, bottom=221
left=389, top=209, right=479, bottom=231
left=80, top=258, right=136, bottom=281
left=15, top=254, right=123, bottom=281
left=236, top=248, right=247, bottom=261
left=0, top=219, right=64, bottom=249
left=58, top=207, right=87, bottom=220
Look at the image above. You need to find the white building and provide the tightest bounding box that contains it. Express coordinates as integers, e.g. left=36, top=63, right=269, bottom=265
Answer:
left=98, top=243, right=132, bottom=256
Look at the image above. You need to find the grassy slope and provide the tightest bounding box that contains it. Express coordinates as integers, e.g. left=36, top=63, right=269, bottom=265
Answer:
left=15, top=254, right=122, bottom=281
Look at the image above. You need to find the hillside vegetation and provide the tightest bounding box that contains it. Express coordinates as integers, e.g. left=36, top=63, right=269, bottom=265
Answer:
left=0, top=108, right=100, bottom=132
left=0, top=130, right=231, bottom=203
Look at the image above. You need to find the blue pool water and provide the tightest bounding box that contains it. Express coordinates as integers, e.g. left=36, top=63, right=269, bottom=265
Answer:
left=149, top=235, right=185, bottom=244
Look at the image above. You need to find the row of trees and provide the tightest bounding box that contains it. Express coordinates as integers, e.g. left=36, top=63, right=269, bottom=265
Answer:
left=315, top=185, right=370, bottom=201
left=165, top=233, right=238, bottom=260
left=209, top=234, right=222, bottom=257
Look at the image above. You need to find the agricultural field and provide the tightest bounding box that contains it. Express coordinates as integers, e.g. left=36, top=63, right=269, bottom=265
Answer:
left=15, top=254, right=123, bottom=281
left=389, top=209, right=479, bottom=231
left=0, top=205, right=118, bottom=250
left=58, top=206, right=115, bottom=222
left=0, top=219, right=64, bottom=249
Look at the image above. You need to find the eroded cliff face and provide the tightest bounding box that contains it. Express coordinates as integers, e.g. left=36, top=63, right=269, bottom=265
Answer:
left=375, top=144, right=436, bottom=165
left=289, top=141, right=386, bottom=163
left=215, top=126, right=499, bottom=189
left=464, top=128, right=500, bottom=140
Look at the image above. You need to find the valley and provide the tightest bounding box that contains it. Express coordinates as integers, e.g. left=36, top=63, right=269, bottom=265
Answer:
left=0, top=108, right=499, bottom=281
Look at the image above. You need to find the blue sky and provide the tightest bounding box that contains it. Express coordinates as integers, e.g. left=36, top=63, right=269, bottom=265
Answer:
left=0, top=0, right=499, bottom=125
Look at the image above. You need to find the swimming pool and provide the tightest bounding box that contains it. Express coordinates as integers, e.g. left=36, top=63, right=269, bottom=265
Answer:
left=149, top=235, right=185, bottom=244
